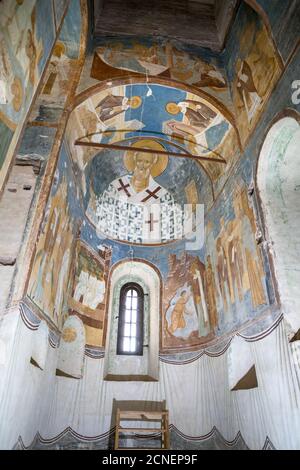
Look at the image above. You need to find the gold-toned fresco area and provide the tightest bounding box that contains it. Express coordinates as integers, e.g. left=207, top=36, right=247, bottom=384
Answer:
left=29, top=40, right=80, bottom=123
left=66, top=83, right=235, bottom=193
left=206, top=186, right=267, bottom=327
left=68, top=241, right=112, bottom=347
left=27, top=176, right=77, bottom=329
left=89, top=40, right=232, bottom=106
left=162, top=253, right=216, bottom=351
left=231, top=19, right=282, bottom=145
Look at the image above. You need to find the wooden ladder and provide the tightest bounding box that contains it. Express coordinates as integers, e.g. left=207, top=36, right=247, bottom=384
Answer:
left=114, top=409, right=170, bottom=450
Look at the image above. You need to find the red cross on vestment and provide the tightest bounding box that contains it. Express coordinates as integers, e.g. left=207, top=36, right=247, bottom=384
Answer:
left=117, top=179, right=131, bottom=197
left=141, top=186, right=161, bottom=203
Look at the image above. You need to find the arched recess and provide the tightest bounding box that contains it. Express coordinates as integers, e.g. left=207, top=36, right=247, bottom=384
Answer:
left=104, top=259, right=162, bottom=381
left=72, top=76, right=240, bottom=145
left=256, top=112, right=300, bottom=340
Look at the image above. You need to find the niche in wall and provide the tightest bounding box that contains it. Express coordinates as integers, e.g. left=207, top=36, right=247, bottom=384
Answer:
left=257, top=114, right=300, bottom=341
left=228, top=335, right=258, bottom=391
left=104, top=260, right=161, bottom=381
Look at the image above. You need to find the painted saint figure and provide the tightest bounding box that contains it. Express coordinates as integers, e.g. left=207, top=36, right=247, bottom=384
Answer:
left=205, top=255, right=218, bottom=329
left=169, top=290, right=191, bottom=334
left=88, top=139, right=183, bottom=244
left=95, top=94, right=141, bottom=123
left=236, top=60, right=262, bottom=123
left=166, top=286, right=199, bottom=339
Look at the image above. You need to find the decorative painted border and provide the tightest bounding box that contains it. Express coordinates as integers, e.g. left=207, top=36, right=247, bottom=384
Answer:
left=19, top=296, right=284, bottom=362
left=15, top=425, right=279, bottom=450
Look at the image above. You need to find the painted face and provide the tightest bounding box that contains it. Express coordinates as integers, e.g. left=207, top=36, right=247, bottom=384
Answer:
left=134, top=151, right=155, bottom=178
left=180, top=290, right=188, bottom=299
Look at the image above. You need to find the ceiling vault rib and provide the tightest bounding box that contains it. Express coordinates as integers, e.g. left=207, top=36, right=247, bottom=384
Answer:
left=74, top=140, right=227, bottom=164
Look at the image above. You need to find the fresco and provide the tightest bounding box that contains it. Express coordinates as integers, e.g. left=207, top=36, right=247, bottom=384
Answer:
left=66, top=83, right=234, bottom=193
left=0, top=121, right=14, bottom=170
left=162, top=252, right=215, bottom=351
left=30, top=0, right=83, bottom=124
left=86, top=37, right=232, bottom=107
left=206, top=183, right=268, bottom=333
left=226, top=3, right=282, bottom=145
left=27, top=143, right=80, bottom=329
left=68, top=241, right=112, bottom=347
left=0, top=0, right=75, bottom=181
left=53, top=0, right=69, bottom=28
left=255, top=0, right=300, bottom=62
left=86, top=139, right=187, bottom=244
left=0, top=0, right=56, bottom=126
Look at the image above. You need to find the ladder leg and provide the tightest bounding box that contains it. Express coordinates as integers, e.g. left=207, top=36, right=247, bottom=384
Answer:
left=164, top=412, right=170, bottom=450
left=114, top=408, right=120, bottom=450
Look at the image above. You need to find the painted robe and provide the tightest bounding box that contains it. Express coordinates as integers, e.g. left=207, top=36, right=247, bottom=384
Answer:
left=89, top=175, right=183, bottom=243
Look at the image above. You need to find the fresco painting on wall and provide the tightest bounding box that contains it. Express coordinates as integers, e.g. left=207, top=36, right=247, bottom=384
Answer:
left=231, top=11, right=281, bottom=144
left=30, top=40, right=79, bottom=123
left=162, top=253, right=215, bottom=351
left=86, top=139, right=186, bottom=244
left=0, top=0, right=57, bottom=126
left=30, top=0, right=83, bottom=124
left=28, top=176, right=77, bottom=328
left=90, top=39, right=231, bottom=106
left=53, top=0, right=69, bottom=28
left=66, top=83, right=235, bottom=197
left=206, top=186, right=267, bottom=331
left=68, top=241, right=112, bottom=347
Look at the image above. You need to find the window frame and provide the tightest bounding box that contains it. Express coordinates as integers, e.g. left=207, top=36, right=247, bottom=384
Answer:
left=116, top=282, right=144, bottom=356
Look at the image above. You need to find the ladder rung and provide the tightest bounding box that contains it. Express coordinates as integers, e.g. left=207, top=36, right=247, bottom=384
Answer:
left=116, top=448, right=163, bottom=450
left=118, top=428, right=166, bottom=433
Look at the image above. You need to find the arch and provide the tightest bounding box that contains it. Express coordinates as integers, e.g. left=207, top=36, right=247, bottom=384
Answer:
left=72, top=76, right=241, bottom=148
left=104, top=259, right=162, bottom=380
left=78, top=133, right=215, bottom=201
left=117, top=282, right=144, bottom=356
left=256, top=111, right=300, bottom=340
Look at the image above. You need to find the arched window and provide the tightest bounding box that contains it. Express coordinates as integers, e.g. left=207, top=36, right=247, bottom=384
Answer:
left=117, top=283, right=144, bottom=355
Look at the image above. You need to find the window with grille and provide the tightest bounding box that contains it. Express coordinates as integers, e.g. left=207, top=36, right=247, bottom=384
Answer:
left=117, top=283, right=144, bottom=356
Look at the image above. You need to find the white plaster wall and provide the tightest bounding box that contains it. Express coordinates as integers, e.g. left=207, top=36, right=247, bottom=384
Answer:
left=257, top=117, right=300, bottom=336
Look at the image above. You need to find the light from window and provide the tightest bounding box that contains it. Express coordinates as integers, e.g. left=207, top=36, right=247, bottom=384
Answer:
left=117, top=284, right=143, bottom=355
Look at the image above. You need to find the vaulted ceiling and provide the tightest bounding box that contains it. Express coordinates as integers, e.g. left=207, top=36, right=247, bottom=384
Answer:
left=92, top=0, right=238, bottom=51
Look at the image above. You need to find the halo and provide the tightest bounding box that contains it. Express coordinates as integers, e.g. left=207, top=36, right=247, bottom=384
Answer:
left=53, top=41, right=66, bottom=58
left=166, top=102, right=181, bottom=115
left=11, top=77, right=23, bottom=112
left=124, top=139, right=169, bottom=177
left=128, top=96, right=142, bottom=109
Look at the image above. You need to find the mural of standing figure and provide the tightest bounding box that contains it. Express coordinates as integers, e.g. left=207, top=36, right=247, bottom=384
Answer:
left=205, top=255, right=218, bottom=329
left=216, top=237, right=232, bottom=315
left=227, top=228, right=244, bottom=304
left=168, top=290, right=192, bottom=334
left=236, top=60, right=262, bottom=123
left=95, top=93, right=141, bottom=122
